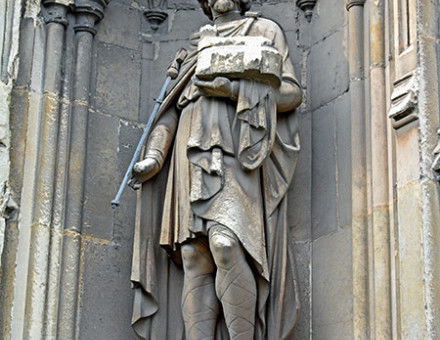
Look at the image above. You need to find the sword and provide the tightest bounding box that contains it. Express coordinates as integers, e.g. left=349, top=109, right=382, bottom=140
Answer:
left=111, top=48, right=187, bottom=209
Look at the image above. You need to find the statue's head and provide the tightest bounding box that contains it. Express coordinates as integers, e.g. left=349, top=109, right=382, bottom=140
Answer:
left=198, top=0, right=251, bottom=20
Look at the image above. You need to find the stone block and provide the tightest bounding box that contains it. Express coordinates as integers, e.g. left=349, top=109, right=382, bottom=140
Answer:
left=139, top=40, right=187, bottom=123
left=83, top=112, right=119, bottom=239
left=312, top=102, right=337, bottom=240
left=83, top=207, right=114, bottom=240
left=285, top=31, right=305, bottom=81
left=15, top=18, right=36, bottom=86
left=292, top=241, right=311, bottom=340
left=313, top=320, right=353, bottom=340
left=85, top=111, right=120, bottom=196
left=335, top=93, right=351, bottom=228
left=162, top=9, right=209, bottom=41
left=140, top=7, right=207, bottom=38
left=195, top=35, right=283, bottom=88
left=78, top=238, right=137, bottom=340
left=83, top=117, right=141, bottom=239
left=395, top=126, right=421, bottom=188
left=396, top=182, right=426, bottom=339
left=114, top=120, right=143, bottom=228
left=96, top=1, right=141, bottom=51
left=94, top=43, right=141, bottom=121
left=29, top=24, right=46, bottom=94
left=141, top=40, right=155, bottom=60
left=309, top=30, right=348, bottom=111
left=311, top=0, right=347, bottom=45
left=289, top=112, right=312, bottom=241
left=259, top=2, right=299, bottom=33
left=312, top=228, right=352, bottom=338
left=139, top=58, right=154, bottom=124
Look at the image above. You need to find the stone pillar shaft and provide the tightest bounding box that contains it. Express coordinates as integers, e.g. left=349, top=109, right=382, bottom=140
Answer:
left=346, top=1, right=369, bottom=339
left=58, top=2, right=104, bottom=337
left=369, top=1, right=392, bottom=339
left=8, top=1, right=69, bottom=338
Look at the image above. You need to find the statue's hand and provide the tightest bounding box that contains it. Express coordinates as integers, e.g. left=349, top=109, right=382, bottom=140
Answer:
left=129, top=158, right=161, bottom=190
left=194, top=77, right=239, bottom=100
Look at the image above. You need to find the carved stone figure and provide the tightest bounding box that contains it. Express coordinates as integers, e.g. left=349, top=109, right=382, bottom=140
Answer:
left=129, top=0, right=302, bottom=338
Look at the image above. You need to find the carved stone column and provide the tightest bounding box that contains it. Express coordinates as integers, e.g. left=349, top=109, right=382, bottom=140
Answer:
left=27, top=2, right=69, bottom=336
left=1, top=0, right=71, bottom=338
left=387, top=0, right=440, bottom=337
left=346, top=1, right=368, bottom=339
left=368, top=1, right=392, bottom=338
left=57, top=1, right=106, bottom=338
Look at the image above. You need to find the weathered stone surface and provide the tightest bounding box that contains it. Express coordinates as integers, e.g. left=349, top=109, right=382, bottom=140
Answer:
left=309, top=29, right=349, bottom=111
left=3, top=0, right=440, bottom=339
left=292, top=240, right=311, bottom=339
left=312, top=227, right=353, bottom=339
left=83, top=112, right=119, bottom=240
left=334, top=93, right=351, bottom=228
left=114, top=120, right=142, bottom=228
left=312, top=100, right=337, bottom=240
left=94, top=43, right=141, bottom=121
left=149, top=9, right=208, bottom=41
left=395, top=126, right=422, bottom=188
left=289, top=112, right=312, bottom=241
left=258, top=2, right=300, bottom=32
left=310, top=0, right=346, bottom=45
left=96, top=1, right=141, bottom=51
left=396, top=181, right=427, bottom=339
left=79, top=238, right=137, bottom=340
left=196, top=35, right=283, bottom=87
left=139, top=40, right=187, bottom=122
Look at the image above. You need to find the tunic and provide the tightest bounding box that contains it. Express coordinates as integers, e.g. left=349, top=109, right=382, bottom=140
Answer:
left=159, top=16, right=298, bottom=280
left=131, top=14, right=302, bottom=340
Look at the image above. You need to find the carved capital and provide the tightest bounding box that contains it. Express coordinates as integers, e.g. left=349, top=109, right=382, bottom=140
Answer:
left=42, top=0, right=70, bottom=26
left=296, top=0, right=317, bottom=22
left=346, top=0, right=365, bottom=11
left=73, top=0, right=108, bottom=35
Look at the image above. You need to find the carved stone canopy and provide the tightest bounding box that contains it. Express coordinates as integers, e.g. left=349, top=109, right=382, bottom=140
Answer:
left=144, top=0, right=168, bottom=31
left=296, top=0, right=317, bottom=22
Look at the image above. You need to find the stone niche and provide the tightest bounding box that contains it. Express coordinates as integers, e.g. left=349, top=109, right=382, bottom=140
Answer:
left=3, top=0, right=440, bottom=339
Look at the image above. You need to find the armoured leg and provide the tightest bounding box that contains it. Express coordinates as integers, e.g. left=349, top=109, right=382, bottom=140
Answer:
left=181, top=239, right=219, bottom=340
left=209, top=226, right=257, bottom=340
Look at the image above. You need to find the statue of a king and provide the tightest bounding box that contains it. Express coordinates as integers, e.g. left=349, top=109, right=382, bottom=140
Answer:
left=129, top=0, right=303, bottom=338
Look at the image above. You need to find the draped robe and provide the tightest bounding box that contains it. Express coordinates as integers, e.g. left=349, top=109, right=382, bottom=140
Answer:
left=131, top=14, right=301, bottom=339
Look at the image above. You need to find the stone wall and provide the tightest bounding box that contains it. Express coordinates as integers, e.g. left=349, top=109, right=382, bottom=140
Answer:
left=78, top=0, right=353, bottom=338
left=0, top=0, right=354, bottom=338
left=2, top=0, right=440, bottom=339
left=79, top=0, right=318, bottom=338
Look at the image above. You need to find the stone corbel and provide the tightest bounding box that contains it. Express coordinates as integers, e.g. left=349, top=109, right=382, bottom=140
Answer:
left=388, top=72, right=418, bottom=129
left=296, top=0, right=317, bottom=22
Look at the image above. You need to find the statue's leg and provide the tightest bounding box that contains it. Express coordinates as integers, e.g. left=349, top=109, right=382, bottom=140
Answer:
left=209, top=226, right=257, bottom=340
left=181, top=238, right=219, bottom=340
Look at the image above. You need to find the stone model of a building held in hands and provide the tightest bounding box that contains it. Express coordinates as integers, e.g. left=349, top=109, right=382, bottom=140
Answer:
left=129, top=0, right=303, bottom=338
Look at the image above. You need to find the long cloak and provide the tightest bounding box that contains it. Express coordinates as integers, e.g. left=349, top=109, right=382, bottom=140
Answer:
left=131, top=15, right=301, bottom=340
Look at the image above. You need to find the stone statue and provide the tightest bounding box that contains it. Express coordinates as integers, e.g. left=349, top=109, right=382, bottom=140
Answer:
left=129, top=0, right=302, bottom=338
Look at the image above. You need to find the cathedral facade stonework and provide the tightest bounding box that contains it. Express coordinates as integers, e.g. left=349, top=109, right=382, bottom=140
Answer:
left=1, top=0, right=440, bottom=339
